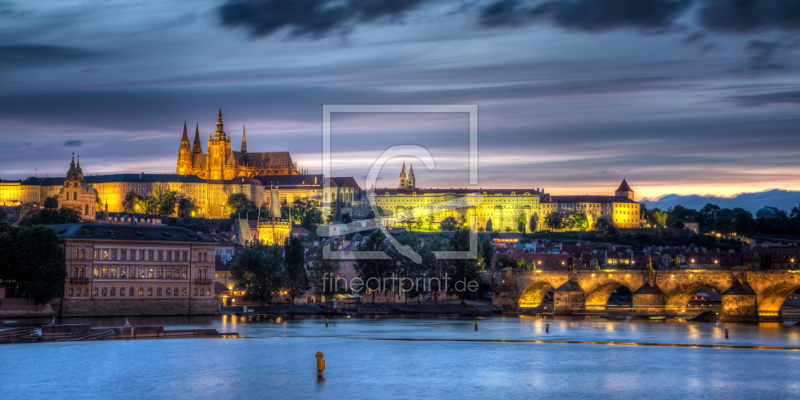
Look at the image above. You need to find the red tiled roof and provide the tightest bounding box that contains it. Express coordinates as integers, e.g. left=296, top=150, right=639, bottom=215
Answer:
left=616, top=178, right=632, bottom=192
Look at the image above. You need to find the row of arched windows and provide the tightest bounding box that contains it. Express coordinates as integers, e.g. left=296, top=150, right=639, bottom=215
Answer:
left=68, top=287, right=211, bottom=297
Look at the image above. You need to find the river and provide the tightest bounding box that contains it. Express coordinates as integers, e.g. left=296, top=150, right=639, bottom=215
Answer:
left=2, top=315, right=800, bottom=399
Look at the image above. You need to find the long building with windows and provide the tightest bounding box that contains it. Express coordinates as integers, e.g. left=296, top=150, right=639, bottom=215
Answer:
left=51, top=223, right=218, bottom=316
left=370, top=165, right=642, bottom=231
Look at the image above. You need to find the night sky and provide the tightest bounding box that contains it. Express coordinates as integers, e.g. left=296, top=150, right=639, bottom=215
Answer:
left=1, top=0, right=799, bottom=204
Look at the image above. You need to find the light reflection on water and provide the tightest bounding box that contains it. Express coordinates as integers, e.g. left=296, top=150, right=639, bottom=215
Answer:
left=2, top=315, right=800, bottom=399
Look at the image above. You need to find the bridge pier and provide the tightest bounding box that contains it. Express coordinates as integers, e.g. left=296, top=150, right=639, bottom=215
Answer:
left=553, top=280, right=585, bottom=315
left=720, top=279, right=760, bottom=322
left=631, top=283, right=665, bottom=311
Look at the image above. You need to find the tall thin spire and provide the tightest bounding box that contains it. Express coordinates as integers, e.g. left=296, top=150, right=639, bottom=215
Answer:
left=181, top=120, right=189, bottom=142
left=241, top=122, right=247, bottom=154
left=192, top=123, right=202, bottom=154
left=215, top=105, right=225, bottom=139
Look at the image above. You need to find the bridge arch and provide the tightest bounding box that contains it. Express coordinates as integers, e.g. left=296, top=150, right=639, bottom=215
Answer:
left=757, top=284, right=800, bottom=318
left=518, top=279, right=560, bottom=309
left=665, top=281, right=728, bottom=311
left=584, top=280, right=637, bottom=310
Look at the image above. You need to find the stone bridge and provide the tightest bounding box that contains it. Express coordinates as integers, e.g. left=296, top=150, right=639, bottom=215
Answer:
left=492, top=269, right=800, bottom=322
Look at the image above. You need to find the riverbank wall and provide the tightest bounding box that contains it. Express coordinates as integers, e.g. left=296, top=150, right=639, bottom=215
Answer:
left=61, top=298, right=220, bottom=317
left=0, top=298, right=61, bottom=318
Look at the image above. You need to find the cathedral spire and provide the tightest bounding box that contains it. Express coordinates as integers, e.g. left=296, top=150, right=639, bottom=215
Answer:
left=181, top=120, right=189, bottom=142
left=241, top=122, right=247, bottom=154
left=215, top=105, right=225, bottom=140
left=192, top=123, right=202, bottom=154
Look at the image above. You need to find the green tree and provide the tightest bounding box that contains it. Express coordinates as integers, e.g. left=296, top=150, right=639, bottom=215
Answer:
left=516, top=258, right=531, bottom=270
left=485, top=218, right=493, bottom=233
left=282, top=235, right=307, bottom=304
left=310, top=246, right=339, bottom=301
left=229, top=241, right=283, bottom=306
left=0, top=207, right=6, bottom=222
left=478, top=235, right=494, bottom=271
left=226, top=193, right=255, bottom=216
left=43, top=195, right=59, bottom=209
left=218, top=219, right=233, bottom=232
left=649, top=208, right=667, bottom=228
left=570, top=211, right=590, bottom=231
left=122, top=191, right=140, bottom=213
left=594, top=218, right=611, bottom=231
left=25, top=208, right=81, bottom=226
left=517, top=213, right=527, bottom=234
left=354, top=230, right=393, bottom=303
left=439, top=216, right=458, bottom=232
left=177, top=197, right=197, bottom=218
left=544, top=213, right=564, bottom=230
left=4, top=225, right=67, bottom=304
left=529, top=214, right=538, bottom=233
left=446, top=227, right=481, bottom=305
left=389, top=233, right=424, bottom=303
left=494, top=253, right=517, bottom=270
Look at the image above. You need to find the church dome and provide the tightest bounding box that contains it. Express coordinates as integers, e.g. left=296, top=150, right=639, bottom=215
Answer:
left=756, top=206, right=776, bottom=215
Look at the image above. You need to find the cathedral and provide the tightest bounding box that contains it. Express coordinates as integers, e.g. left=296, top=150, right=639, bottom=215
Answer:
left=177, top=107, right=300, bottom=180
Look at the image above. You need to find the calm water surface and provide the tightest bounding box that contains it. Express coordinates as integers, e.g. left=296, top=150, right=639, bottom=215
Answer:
left=2, top=315, right=800, bottom=399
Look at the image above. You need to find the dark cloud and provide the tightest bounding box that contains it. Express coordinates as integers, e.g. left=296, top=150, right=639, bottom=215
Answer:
left=727, top=90, right=800, bottom=107
left=698, top=0, right=800, bottom=34
left=64, top=140, right=83, bottom=147
left=0, top=45, right=96, bottom=67
left=218, top=0, right=428, bottom=39
left=479, top=0, right=691, bottom=32
left=744, top=39, right=800, bottom=72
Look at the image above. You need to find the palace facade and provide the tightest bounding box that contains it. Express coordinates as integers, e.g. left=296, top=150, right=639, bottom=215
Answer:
left=53, top=223, right=218, bottom=316
left=369, top=166, right=642, bottom=231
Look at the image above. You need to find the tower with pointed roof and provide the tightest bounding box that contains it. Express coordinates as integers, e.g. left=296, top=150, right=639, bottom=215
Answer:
left=192, top=123, right=203, bottom=155
left=615, top=178, right=634, bottom=201
left=58, top=153, right=98, bottom=220
left=206, top=106, right=234, bottom=180
left=177, top=121, right=192, bottom=175
left=407, top=163, right=415, bottom=189
left=241, top=122, right=247, bottom=164
left=399, top=162, right=408, bottom=189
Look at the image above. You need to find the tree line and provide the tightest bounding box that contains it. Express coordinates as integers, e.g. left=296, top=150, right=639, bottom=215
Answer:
left=231, top=228, right=495, bottom=306
left=647, top=203, right=800, bottom=236
left=0, top=222, right=66, bottom=304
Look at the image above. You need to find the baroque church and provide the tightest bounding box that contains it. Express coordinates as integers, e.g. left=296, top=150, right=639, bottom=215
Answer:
left=177, top=107, right=300, bottom=180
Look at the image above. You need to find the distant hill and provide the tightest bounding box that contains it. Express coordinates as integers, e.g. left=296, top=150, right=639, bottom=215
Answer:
left=640, top=189, right=800, bottom=214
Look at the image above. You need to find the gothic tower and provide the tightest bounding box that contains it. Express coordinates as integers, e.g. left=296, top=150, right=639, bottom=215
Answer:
left=192, top=123, right=203, bottom=155
left=399, top=162, right=407, bottom=189
left=407, top=163, right=415, bottom=189
left=177, top=121, right=192, bottom=175
left=206, top=106, right=232, bottom=180
left=615, top=178, right=634, bottom=201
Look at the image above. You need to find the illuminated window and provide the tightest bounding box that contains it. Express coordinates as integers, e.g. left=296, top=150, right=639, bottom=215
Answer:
left=166, top=287, right=171, bottom=296
left=166, top=269, right=172, bottom=278
left=93, top=268, right=99, bottom=278
left=181, top=288, right=186, bottom=296
left=138, top=288, right=144, bottom=296
left=120, top=287, right=125, bottom=297
left=92, top=287, right=98, bottom=296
